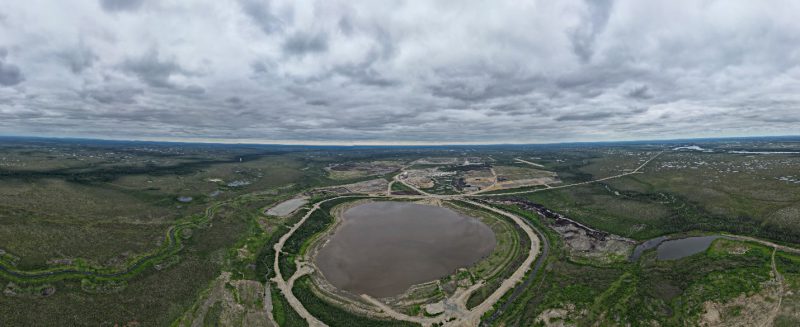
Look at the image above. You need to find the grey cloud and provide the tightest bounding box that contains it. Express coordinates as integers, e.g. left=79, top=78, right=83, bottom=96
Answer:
left=120, top=50, right=190, bottom=88
left=99, top=0, right=145, bottom=12
left=226, top=96, right=244, bottom=105
left=59, top=45, right=98, bottom=74
left=226, top=97, right=250, bottom=110
left=250, top=61, right=269, bottom=75
left=306, top=99, right=328, bottom=106
left=569, top=0, right=614, bottom=63
left=0, top=61, right=24, bottom=87
left=239, top=0, right=284, bottom=34
left=761, top=116, right=800, bottom=123
left=82, top=87, right=143, bottom=104
left=328, top=29, right=397, bottom=86
left=627, top=85, right=652, bottom=99
left=1, top=0, right=799, bottom=144
left=181, top=85, right=206, bottom=95
left=338, top=17, right=354, bottom=35
left=429, top=70, right=543, bottom=102
left=556, top=112, right=616, bottom=121
left=555, top=66, right=649, bottom=97
left=282, top=32, right=328, bottom=56
left=335, top=64, right=396, bottom=87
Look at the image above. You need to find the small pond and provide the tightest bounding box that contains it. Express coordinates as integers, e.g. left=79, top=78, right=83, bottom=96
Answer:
left=656, top=235, right=726, bottom=260
left=630, top=235, right=728, bottom=261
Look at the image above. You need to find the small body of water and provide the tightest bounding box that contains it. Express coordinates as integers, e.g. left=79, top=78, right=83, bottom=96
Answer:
left=629, top=236, right=669, bottom=261
left=657, top=235, right=725, bottom=260
left=315, top=201, right=496, bottom=298
left=630, top=235, right=726, bottom=261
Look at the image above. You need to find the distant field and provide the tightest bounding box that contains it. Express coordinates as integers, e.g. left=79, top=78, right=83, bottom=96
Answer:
left=511, top=146, right=800, bottom=244
left=0, top=153, right=307, bottom=268
left=0, top=140, right=319, bottom=325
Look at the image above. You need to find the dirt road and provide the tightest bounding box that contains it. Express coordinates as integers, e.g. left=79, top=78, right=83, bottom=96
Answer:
left=271, top=201, right=327, bottom=326
left=477, top=151, right=664, bottom=197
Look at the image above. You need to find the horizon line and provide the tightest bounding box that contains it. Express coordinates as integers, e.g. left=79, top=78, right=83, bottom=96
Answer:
left=2, top=133, right=799, bottom=147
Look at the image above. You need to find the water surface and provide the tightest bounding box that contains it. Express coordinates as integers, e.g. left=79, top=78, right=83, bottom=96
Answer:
left=629, top=236, right=669, bottom=261
left=656, top=235, right=725, bottom=260
left=315, top=201, right=496, bottom=298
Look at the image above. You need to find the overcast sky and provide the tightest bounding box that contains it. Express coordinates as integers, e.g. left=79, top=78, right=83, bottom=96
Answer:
left=1, top=0, right=799, bottom=144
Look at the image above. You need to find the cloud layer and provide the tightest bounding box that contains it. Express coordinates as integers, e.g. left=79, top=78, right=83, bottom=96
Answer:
left=1, top=0, right=799, bottom=144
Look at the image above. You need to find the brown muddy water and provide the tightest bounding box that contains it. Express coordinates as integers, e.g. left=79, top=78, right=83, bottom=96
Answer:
left=314, top=201, right=496, bottom=298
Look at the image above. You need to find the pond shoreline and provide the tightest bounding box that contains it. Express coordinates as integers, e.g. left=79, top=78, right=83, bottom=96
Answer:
left=313, top=200, right=497, bottom=298
left=629, top=234, right=731, bottom=261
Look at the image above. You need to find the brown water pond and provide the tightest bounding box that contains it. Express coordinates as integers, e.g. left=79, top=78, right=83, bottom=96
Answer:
left=314, top=201, right=496, bottom=298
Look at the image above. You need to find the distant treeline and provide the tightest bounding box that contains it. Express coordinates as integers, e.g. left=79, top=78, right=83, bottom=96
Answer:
left=0, top=151, right=285, bottom=183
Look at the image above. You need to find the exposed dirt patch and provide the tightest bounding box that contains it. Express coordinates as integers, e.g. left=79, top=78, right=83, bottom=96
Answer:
left=317, top=178, right=389, bottom=195
left=490, top=165, right=560, bottom=191
left=401, top=168, right=455, bottom=189
left=325, top=161, right=404, bottom=180
left=265, top=197, right=308, bottom=217
left=3, top=282, right=56, bottom=298
left=699, top=283, right=781, bottom=326
left=554, top=222, right=633, bottom=262
left=425, top=301, right=445, bottom=315
left=176, top=272, right=274, bottom=327
left=535, top=303, right=583, bottom=327
left=412, top=157, right=459, bottom=165
left=491, top=198, right=634, bottom=263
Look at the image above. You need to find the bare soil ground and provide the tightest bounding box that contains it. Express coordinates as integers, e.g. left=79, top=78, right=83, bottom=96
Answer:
left=700, top=291, right=779, bottom=326
left=265, top=197, right=308, bottom=217
left=535, top=303, right=585, bottom=327
left=476, top=165, right=560, bottom=192
left=552, top=222, right=634, bottom=263
left=176, top=272, right=274, bottom=327
left=317, top=178, right=390, bottom=195
left=325, top=161, right=404, bottom=180
left=340, top=179, right=390, bottom=194
left=412, top=158, right=459, bottom=165
left=462, top=168, right=495, bottom=190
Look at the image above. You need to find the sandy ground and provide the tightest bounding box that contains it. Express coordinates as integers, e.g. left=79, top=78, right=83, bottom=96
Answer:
left=266, top=197, right=308, bottom=216
left=272, top=201, right=330, bottom=327
left=515, top=158, right=545, bottom=168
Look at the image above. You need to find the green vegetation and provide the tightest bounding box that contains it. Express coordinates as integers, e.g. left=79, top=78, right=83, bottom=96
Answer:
left=448, top=201, right=529, bottom=309
left=1, top=197, right=255, bottom=325
left=271, top=283, right=308, bottom=327
left=390, top=180, right=419, bottom=194
left=3, top=138, right=800, bottom=326
left=0, top=193, right=265, bottom=284
left=293, top=276, right=420, bottom=327
left=0, top=140, right=320, bottom=325
left=520, top=171, right=800, bottom=243
left=491, top=234, right=778, bottom=326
